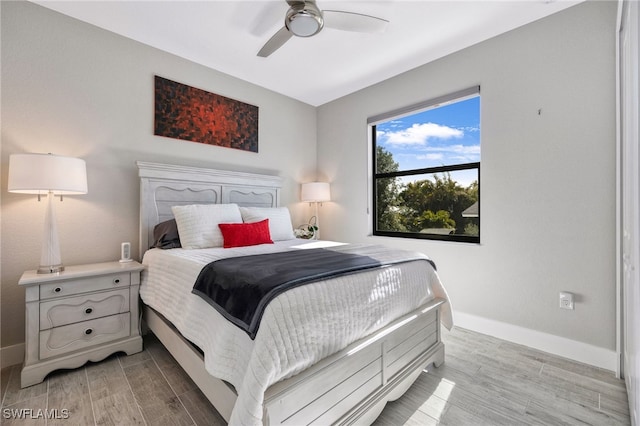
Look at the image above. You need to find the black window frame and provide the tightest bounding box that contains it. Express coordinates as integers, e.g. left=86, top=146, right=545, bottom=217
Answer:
left=369, top=86, right=481, bottom=244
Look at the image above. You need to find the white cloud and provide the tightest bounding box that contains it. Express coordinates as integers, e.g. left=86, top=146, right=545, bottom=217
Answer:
left=415, top=144, right=481, bottom=162
left=382, top=123, right=463, bottom=146
left=428, top=144, right=480, bottom=155
left=416, top=153, right=444, bottom=161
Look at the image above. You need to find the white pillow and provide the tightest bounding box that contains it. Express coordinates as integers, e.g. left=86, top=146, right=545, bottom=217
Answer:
left=239, top=207, right=295, bottom=241
left=171, top=204, right=242, bottom=249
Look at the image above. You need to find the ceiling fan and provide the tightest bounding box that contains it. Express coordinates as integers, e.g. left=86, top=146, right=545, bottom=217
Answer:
left=257, top=0, right=389, bottom=57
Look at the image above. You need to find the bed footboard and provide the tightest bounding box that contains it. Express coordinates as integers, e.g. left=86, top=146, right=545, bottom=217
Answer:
left=262, top=297, right=445, bottom=425
left=144, top=298, right=444, bottom=426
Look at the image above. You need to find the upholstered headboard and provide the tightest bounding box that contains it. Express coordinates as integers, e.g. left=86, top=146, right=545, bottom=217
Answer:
left=137, top=161, right=282, bottom=259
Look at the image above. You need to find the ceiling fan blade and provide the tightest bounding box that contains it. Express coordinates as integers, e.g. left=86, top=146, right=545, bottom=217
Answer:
left=257, top=26, right=293, bottom=57
left=323, top=10, right=389, bottom=33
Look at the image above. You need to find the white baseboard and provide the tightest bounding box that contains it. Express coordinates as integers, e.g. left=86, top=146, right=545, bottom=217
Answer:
left=1, top=343, right=24, bottom=369
left=452, top=311, right=618, bottom=372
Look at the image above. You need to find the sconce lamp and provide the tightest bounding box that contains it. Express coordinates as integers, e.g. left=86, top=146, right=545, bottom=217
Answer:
left=301, top=182, right=330, bottom=239
left=8, top=153, right=88, bottom=274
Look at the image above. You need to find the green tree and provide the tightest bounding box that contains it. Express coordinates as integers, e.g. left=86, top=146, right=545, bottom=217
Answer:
left=415, top=210, right=456, bottom=230
left=375, top=146, right=405, bottom=231
left=399, top=173, right=477, bottom=234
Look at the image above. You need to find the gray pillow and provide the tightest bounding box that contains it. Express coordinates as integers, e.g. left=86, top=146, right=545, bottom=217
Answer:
left=152, top=219, right=181, bottom=249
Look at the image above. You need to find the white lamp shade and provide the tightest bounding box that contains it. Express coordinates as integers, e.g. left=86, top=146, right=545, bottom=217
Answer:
left=8, top=153, right=88, bottom=195
left=301, top=182, right=330, bottom=202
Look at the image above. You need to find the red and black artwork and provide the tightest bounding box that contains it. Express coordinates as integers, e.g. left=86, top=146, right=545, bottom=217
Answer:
left=154, top=76, right=258, bottom=152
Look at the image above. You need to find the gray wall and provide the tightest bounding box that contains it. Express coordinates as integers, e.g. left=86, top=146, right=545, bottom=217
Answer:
left=1, top=1, right=316, bottom=348
left=317, top=1, right=617, bottom=352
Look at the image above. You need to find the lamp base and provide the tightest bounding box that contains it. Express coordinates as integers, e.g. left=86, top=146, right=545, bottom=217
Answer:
left=38, top=264, right=64, bottom=274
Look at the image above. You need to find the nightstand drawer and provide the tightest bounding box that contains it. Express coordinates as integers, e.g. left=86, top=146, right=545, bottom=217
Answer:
left=39, top=288, right=130, bottom=330
left=39, top=312, right=131, bottom=360
left=40, top=273, right=131, bottom=300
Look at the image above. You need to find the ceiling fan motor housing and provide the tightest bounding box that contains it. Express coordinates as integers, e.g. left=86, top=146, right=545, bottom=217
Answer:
left=286, top=2, right=324, bottom=37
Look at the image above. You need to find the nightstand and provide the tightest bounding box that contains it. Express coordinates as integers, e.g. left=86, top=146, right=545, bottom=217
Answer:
left=19, top=261, right=145, bottom=388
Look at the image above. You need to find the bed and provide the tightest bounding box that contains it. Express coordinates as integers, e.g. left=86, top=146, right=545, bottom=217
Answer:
left=137, top=161, right=451, bottom=425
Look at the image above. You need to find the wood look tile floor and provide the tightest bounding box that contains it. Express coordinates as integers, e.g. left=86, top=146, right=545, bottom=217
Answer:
left=1, top=327, right=630, bottom=425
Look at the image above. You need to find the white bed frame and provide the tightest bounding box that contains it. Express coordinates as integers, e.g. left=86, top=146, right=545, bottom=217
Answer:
left=137, top=161, right=446, bottom=425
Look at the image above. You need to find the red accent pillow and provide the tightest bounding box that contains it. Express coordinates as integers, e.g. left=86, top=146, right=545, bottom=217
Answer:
left=218, top=219, right=274, bottom=248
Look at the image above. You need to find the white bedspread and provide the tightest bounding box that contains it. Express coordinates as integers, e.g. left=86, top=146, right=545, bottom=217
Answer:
left=140, top=240, right=452, bottom=425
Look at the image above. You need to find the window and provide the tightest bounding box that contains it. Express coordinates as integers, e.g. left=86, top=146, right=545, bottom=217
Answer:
left=370, top=87, right=480, bottom=243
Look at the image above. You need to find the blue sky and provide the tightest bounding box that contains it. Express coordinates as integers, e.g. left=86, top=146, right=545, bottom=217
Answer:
left=376, top=96, right=480, bottom=172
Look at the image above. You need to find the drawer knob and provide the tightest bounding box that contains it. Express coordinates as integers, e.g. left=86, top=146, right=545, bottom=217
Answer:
left=85, top=328, right=93, bottom=335
left=54, top=287, right=62, bottom=293
left=85, top=307, right=93, bottom=314
left=113, top=278, right=120, bottom=284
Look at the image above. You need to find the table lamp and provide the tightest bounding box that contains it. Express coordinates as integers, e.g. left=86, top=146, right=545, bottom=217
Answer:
left=8, top=153, right=88, bottom=273
left=301, top=182, right=330, bottom=239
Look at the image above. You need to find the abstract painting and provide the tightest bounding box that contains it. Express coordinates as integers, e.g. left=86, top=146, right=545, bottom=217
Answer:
left=154, top=76, right=259, bottom=152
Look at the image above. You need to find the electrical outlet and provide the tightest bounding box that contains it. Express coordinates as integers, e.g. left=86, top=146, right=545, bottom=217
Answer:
left=559, top=291, right=574, bottom=310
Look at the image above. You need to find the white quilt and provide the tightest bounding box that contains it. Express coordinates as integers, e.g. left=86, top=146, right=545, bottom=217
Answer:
left=140, top=239, right=452, bottom=425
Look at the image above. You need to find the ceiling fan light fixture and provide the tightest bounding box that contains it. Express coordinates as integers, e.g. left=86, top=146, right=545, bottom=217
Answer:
left=286, top=6, right=323, bottom=37
left=257, top=0, right=387, bottom=57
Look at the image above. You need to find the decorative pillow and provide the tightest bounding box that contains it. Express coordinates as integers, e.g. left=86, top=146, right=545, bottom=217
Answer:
left=151, top=219, right=181, bottom=249
left=218, top=219, right=274, bottom=248
left=171, top=204, right=242, bottom=249
left=239, top=207, right=295, bottom=241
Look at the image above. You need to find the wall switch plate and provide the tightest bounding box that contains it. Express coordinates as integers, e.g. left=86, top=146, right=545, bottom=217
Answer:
left=559, top=291, right=574, bottom=310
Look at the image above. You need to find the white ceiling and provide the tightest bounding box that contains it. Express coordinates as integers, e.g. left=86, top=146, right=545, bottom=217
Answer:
left=34, top=0, right=583, bottom=106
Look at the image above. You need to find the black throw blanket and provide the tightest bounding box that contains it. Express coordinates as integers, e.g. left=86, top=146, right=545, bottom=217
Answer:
left=192, top=248, right=384, bottom=339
